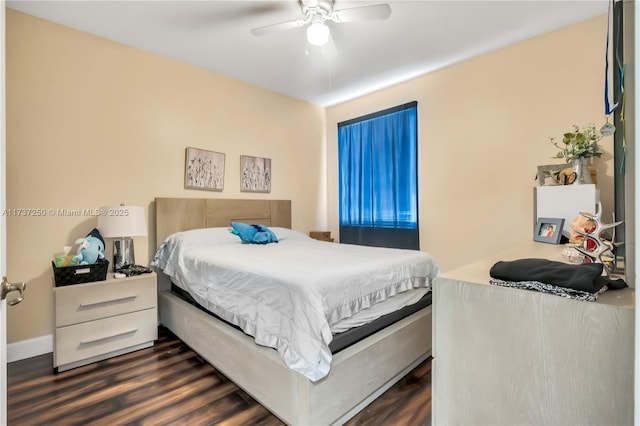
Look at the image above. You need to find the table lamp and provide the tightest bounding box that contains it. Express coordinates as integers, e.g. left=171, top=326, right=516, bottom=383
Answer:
left=97, top=205, right=147, bottom=271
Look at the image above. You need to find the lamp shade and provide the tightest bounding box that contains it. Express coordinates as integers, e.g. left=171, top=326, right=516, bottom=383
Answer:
left=97, top=206, right=147, bottom=238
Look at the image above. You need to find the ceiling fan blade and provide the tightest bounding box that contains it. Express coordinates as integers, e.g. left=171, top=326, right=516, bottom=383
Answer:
left=250, top=19, right=307, bottom=36
left=331, top=4, right=392, bottom=23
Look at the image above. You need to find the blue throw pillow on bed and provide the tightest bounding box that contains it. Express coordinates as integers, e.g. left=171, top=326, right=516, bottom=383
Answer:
left=230, top=222, right=279, bottom=244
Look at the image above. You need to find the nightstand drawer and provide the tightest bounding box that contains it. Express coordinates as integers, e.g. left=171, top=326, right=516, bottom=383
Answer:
left=55, top=275, right=156, bottom=327
left=55, top=308, right=157, bottom=367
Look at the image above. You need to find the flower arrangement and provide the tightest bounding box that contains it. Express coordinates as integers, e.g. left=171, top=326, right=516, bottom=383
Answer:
left=549, top=123, right=604, bottom=163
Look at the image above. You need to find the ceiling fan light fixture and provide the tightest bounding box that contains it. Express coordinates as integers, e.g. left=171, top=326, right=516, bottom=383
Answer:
left=306, top=22, right=330, bottom=46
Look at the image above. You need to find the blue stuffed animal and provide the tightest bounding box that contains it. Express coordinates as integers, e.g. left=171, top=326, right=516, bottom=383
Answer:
left=73, top=228, right=105, bottom=265
left=230, top=222, right=279, bottom=244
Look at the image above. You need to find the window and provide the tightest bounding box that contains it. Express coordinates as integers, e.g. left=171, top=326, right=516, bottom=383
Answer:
left=338, top=101, right=418, bottom=249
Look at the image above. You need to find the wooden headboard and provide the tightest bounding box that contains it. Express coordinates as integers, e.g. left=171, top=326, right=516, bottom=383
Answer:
left=155, top=198, right=292, bottom=247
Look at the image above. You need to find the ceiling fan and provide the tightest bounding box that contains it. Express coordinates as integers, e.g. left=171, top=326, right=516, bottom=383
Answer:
left=250, top=0, right=392, bottom=46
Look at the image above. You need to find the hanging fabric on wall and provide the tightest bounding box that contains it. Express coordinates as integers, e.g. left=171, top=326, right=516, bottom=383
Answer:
left=603, top=0, right=625, bottom=173
left=604, top=0, right=623, bottom=117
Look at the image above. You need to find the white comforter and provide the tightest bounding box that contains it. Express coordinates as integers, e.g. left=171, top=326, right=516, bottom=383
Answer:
left=152, top=227, right=440, bottom=381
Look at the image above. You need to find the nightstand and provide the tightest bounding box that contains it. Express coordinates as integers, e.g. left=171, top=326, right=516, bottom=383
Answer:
left=309, top=231, right=334, bottom=242
left=53, top=272, right=158, bottom=372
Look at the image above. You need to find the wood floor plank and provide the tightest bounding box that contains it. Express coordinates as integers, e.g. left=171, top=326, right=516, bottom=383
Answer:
left=8, top=349, right=209, bottom=424
left=119, top=366, right=221, bottom=406
left=8, top=326, right=431, bottom=425
left=8, top=342, right=192, bottom=407
left=214, top=403, right=277, bottom=426
left=146, top=393, right=248, bottom=426
left=87, top=380, right=238, bottom=425
left=8, top=337, right=183, bottom=395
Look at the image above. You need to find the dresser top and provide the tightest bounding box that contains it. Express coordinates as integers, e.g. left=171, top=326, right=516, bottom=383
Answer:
left=437, top=240, right=634, bottom=309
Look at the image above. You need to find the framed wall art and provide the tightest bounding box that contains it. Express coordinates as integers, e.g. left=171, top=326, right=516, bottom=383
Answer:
left=241, top=155, right=271, bottom=193
left=533, top=217, right=565, bottom=244
left=184, top=147, right=225, bottom=191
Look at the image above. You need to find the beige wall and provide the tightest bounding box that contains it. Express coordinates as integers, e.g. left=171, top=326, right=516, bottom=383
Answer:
left=5, top=9, right=326, bottom=343
left=326, top=15, right=612, bottom=273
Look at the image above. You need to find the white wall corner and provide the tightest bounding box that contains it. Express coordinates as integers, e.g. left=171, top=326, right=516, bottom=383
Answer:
left=7, top=334, right=53, bottom=363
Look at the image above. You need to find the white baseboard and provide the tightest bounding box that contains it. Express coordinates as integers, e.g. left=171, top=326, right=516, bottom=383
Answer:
left=7, top=334, right=52, bottom=363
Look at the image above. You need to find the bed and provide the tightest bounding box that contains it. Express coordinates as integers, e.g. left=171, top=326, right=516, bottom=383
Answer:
left=153, top=197, right=438, bottom=425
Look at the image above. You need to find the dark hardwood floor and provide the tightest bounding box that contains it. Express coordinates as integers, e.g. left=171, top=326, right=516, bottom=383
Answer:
left=8, top=326, right=431, bottom=425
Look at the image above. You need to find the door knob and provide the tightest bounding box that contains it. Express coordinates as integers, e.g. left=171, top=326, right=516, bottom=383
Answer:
left=1, top=277, right=26, bottom=306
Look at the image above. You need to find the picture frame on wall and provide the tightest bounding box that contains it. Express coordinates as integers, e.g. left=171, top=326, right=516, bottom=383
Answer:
left=184, top=147, right=225, bottom=191
left=240, top=155, right=272, bottom=193
left=533, top=217, right=565, bottom=244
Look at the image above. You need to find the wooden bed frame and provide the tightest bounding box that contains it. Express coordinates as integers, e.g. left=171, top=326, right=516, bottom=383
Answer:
left=154, top=197, right=432, bottom=425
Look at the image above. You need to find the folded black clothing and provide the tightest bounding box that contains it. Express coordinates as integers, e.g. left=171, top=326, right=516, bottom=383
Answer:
left=489, top=258, right=627, bottom=293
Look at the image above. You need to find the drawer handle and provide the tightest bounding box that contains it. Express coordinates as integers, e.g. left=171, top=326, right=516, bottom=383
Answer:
left=79, top=295, right=137, bottom=308
left=80, top=328, right=138, bottom=345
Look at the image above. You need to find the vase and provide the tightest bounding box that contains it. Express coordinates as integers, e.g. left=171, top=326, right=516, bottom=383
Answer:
left=570, top=157, right=592, bottom=185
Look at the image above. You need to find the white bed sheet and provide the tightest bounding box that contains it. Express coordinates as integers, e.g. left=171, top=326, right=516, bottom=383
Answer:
left=152, top=227, right=440, bottom=381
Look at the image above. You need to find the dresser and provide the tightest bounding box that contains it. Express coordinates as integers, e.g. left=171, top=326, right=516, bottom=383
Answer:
left=53, top=272, right=158, bottom=372
left=432, top=242, right=634, bottom=425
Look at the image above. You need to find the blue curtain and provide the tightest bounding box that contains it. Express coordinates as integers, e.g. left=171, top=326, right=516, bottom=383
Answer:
left=338, top=103, right=418, bottom=233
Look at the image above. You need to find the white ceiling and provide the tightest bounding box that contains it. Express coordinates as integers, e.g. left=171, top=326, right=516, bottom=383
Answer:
left=7, top=0, right=609, bottom=106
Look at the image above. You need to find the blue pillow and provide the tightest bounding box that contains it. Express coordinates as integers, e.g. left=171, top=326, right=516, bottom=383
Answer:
left=230, top=222, right=279, bottom=244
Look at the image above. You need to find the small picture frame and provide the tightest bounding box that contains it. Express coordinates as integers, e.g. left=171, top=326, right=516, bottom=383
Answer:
left=240, top=155, right=271, bottom=193
left=184, top=147, right=225, bottom=191
left=534, top=217, right=565, bottom=244
left=537, top=164, right=570, bottom=186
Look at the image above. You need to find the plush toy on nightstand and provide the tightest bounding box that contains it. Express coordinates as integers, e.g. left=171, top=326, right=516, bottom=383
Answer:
left=72, top=228, right=106, bottom=265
